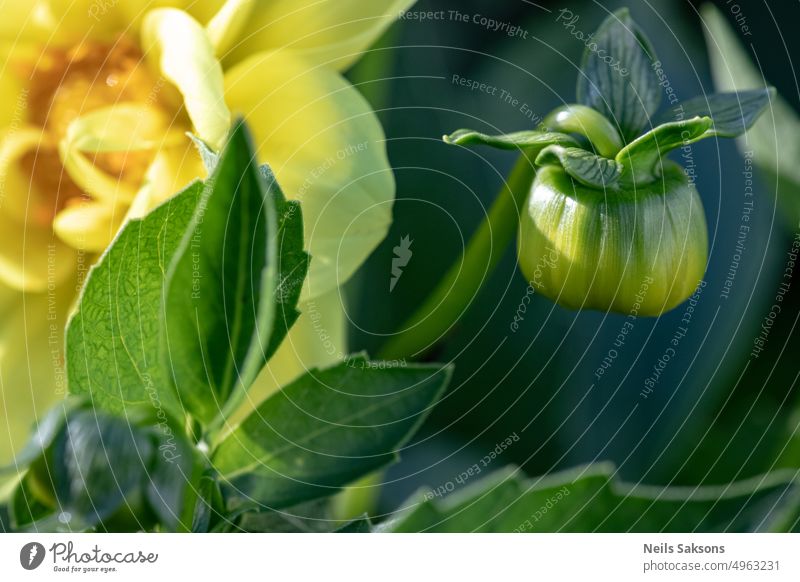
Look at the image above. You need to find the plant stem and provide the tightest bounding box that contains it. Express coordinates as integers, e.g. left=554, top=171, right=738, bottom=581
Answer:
left=379, top=154, right=536, bottom=361
left=205, top=390, right=245, bottom=449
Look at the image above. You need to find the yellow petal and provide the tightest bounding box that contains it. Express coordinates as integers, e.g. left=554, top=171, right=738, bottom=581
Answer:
left=0, top=57, right=29, bottom=129
left=0, top=205, right=76, bottom=293
left=220, top=0, right=415, bottom=70
left=115, top=1, right=192, bottom=27
left=205, top=0, right=256, bottom=57
left=0, top=126, right=51, bottom=225
left=59, top=102, right=185, bottom=205
left=125, top=144, right=205, bottom=220
left=125, top=152, right=171, bottom=221
left=58, top=138, right=138, bottom=204
left=64, top=103, right=184, bottom=153
left=230, top=288, right=345, bottom=424
left=0, top=278, right=74, bottom=468
left=141, top=8, right=231, bottom=149
left=8, top=1, right=191, bottom=43
left=148, top=142, right=207, bottom=205
left=55, top=140, right=205, bottom=252
left=0, top=1, right=59, bottom=43
left=0, top=126, right=77, bottom=291
left=53, top=201, right=123, bottom=252
left=182, top=1, right=224, bottom=23
left=7, top=1, right=128, bottom=43
left=225, top=52, right=394, bottom=300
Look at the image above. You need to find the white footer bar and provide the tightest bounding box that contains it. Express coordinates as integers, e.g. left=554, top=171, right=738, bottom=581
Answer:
left=1, top=533, right=798, bottom=580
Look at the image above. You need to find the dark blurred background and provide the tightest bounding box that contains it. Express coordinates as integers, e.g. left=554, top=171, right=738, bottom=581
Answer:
left=343, top=0, right=800, bottom=512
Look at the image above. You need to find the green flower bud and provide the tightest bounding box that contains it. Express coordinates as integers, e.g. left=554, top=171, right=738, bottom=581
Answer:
left=442, top=10, right=774, bottom=317
left=517, top=161, right=707, bottom=315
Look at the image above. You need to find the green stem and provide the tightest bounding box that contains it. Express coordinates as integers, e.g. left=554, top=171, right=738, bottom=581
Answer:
left=379, top=154, right=536, bottom=361
left=205, top=389, right=246, bottom=449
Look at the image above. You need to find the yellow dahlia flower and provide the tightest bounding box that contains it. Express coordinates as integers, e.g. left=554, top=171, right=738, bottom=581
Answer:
left=0, top=0, right=413, bottom=467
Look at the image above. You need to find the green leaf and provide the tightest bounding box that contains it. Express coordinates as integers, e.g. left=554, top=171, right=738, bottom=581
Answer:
left=144, top=416, right=199, bottom=532
left=444, top=129, right=578, bottom=152
left=535, top=145, right=621, bottom=188
left=188, top=136, right=307, bottom=352
left=66, top=180, right=203, bottom=420
left=70, top=121, right=307, bottom=426
left=389, top=463, right=800, bottom=532
left=191, top=474, right=225, bottom=533
left=259, top=171, right=309, bottom=362
left=164, top=121, right=306, bottom=424
left=11, top=405, right=198, bottom=532
left=0, top=504, right=11, bottom=532
left=335, top=515, right=373, bottom=533
left=702, top=4, right=800, bottom=222
left=659, top=89, right=775, bottom=138
left=212, top=356, right=452, bottom=508
left=576, top=8, right=661, bottom=143
left=9, top=474, right=53, bottom=530
left=232, top=499, right=336, bottom=533
left=0, top=399, right=79, bottom=476
left=615, top=116, right=713, bottom=184
left=48, top=409, right=156, bottom=530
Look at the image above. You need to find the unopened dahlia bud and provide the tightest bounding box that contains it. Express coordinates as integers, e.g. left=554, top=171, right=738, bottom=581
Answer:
left=517, top=162, right=707, bottom=315
left=445, top=9, right=773, bottom=317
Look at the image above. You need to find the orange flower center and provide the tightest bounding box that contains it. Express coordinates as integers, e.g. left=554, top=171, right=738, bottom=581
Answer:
left=18, top=36, right=180, bottom=223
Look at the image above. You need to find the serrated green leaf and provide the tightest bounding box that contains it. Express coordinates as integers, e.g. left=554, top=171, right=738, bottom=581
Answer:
left=389, top=463, right=800, bottom=532
left=212, top=356, right=452, bottom=508
left=535, top=145, right=621, bottom=188
left=259, top=171, right=309, bottom=363
left=702, top=3, right=800, bottom=222
left=659, top=89, right=774, bottom=138
left=444, top=129, right=578, bottom=152
left=576, top=8, right=661, bottom=143
left=616, top=116, right=713, bottom=184
left=164, top=121, right=305, bottom=424
left=66, top=181, right=203, bottom=420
